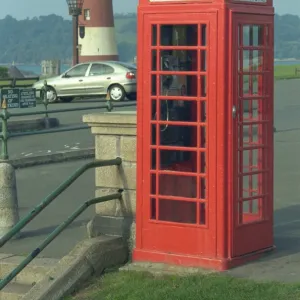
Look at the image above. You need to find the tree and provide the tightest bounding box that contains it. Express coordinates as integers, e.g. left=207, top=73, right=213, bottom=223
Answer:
left=1, top=13, right=300, bottom=63
left=0, top=67, right=8, bottom=78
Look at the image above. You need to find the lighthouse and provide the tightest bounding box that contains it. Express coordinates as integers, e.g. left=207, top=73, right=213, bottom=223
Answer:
left=78, top=0, right=119, bottom=62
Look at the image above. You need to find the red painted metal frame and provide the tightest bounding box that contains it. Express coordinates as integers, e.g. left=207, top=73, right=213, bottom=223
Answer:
left=230, top=12, right=275, bottom=258
left=135, top=0, right=275, bottom=271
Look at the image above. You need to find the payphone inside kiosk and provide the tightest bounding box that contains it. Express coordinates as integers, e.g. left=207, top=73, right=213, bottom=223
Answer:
left=135, top=0, right=275, bottom=270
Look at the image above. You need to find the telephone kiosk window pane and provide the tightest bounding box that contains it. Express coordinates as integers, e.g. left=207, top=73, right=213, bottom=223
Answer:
left=159, top=124, right=196, bottom=147
left=153, top=100, right=197, bottom=122
left=160, top=150, right=197, bottom=172
left=160, top=50, right=198, bottom=72
left=242, top=25, right=264, bottom=47
left=201, top=24, right=207, bottom=46
left=160, top=25, right=198, bottom=46
left=159, top=175, right=197, bottom=198
left=151, top=75, right=157, bottom=96
left=160, top=75, right=198, bottom=97
left=158, top=199, right=197, bottom=224
left=151, top=124, right=197, bottom=170
left=152, top=25, right=157, bottom=46
left=149, top=23, right=209, bottom=226
left=152, top=50, right=157, bottom=71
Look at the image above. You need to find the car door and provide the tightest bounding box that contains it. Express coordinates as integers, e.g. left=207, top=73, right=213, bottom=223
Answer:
left=57, top=63, right=90, bottom=96
left=85, top=63, right=114, bottom=95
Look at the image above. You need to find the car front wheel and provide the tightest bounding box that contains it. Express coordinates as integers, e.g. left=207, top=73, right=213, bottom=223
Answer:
left=42, top=86, right=58, bottom=103
left=108, top=84, right=126, bottom=101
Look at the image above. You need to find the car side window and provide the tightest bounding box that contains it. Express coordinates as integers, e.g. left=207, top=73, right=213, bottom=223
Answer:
left=103, top=65, right=114, bottom=75
left=89, top=64, right=114, bottom=76
left=89, top=64, right=105, bottom=76
left=66, top=64, right=89, bottom=78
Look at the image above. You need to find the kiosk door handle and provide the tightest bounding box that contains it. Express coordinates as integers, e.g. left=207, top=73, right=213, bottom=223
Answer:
left=232, top=105, right=237, bottom=119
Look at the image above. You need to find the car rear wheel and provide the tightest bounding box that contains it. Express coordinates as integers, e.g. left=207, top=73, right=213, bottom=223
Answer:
left=108, top=84, right=126, bottom=101
left=60, top=97, right=74, bottom=103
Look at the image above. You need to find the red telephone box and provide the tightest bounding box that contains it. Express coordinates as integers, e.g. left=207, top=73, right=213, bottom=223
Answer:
left=135, top=0, right=275, bottom=270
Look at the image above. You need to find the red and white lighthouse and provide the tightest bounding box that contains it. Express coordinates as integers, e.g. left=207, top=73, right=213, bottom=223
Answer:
left=78, top=0, right=119, bottom=62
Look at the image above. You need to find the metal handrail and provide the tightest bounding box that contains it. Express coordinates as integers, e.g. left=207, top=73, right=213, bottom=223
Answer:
left=0, top=158, right=122, bottom=247
left=8, top=124, right=90, bottom=138
left=0, top=191, right=123, bottom=291
left=7, top=101, right=136, bottom=117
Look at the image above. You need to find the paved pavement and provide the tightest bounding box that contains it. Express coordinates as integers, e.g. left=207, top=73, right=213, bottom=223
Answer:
left=1, top=80, right=300, bottom=282
left=1, top=159, right=95, bottom=259
left=3, top=98, right=136, bottom=159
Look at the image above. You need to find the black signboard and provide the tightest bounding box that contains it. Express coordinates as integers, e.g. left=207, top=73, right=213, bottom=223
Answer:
left=19, top=89, right=36, bottom=108
left=1, top=88, right=20, bottom=108
left=0, top=88, right=36, bottom=109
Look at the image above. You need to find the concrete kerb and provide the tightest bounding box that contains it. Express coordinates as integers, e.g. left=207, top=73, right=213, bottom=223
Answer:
left=0, top=117, right=60, bottom=132
left=9, top=148, right=95, bottom=169
left=21, top=236, right=128, bottom=300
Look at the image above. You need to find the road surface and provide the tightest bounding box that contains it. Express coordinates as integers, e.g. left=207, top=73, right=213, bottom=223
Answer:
left=3, top=98, right=136, bottom=159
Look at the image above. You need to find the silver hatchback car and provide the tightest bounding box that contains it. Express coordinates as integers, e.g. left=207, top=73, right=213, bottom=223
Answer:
left=33, top=61, right=137, bottom=103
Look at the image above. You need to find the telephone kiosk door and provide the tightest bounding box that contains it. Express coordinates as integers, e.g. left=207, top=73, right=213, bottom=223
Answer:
left=140, top=14, right=218, bottom=258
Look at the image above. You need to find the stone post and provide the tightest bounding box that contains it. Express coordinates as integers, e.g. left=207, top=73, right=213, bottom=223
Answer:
left=83, top=111, right=137, bottom=248
left=0, top=161, right=20, bottom=237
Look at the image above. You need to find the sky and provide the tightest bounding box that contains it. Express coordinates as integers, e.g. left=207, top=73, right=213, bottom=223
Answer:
left=0, top=0, right=298, bottom=20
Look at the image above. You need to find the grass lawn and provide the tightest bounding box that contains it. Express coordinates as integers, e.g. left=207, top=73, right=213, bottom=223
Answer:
left=66, top=270, right=300, bottom=300
left=274, top=64, right=300, bottom=80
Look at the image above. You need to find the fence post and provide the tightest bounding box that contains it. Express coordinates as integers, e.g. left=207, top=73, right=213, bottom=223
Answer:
left=42, top=80, right=50, bottom=129
left=1, top=99, right=9, bottom=160
left=0, top=99, right=20, bottom=238
left=106, top=100, right=113, bottom=112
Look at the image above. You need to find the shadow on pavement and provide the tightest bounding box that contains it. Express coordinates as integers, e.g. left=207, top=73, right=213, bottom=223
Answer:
left=73, top=98, right=106, bottom=103
left=273, top=204, right=300, bottom=256
left=19, top=219, right=90, bottom=239
left=275, top=127, right=300, bottom=133
left=253, top=204, right=300, bottom=262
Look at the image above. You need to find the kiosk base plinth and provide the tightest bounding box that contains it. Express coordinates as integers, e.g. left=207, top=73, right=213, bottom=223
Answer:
left=133, top=246, right=275, bottom=271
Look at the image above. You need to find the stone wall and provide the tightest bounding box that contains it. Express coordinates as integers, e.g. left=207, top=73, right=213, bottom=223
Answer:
left=83, top=111, right=137, bottom=241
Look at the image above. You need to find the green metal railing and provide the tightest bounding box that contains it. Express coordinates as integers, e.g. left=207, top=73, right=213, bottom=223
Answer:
left=0, top=158, right=122, bottom=247
left=0, top=192, right=123, bottom=291
left=0, top=80, right=136, bottom=160
left=0, top=157, right=123, bottom=290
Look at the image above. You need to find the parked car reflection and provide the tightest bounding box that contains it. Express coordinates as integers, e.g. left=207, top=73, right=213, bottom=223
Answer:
left=33, top=61, right=137, bottom=103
